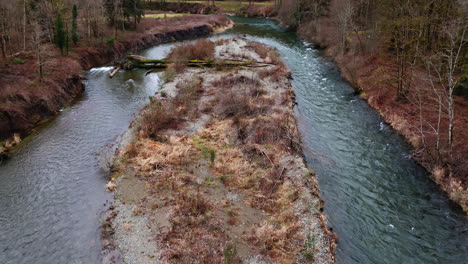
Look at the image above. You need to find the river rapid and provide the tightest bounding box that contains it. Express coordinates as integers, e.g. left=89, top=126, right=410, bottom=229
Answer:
left=0, top=17, right=466, bottom=264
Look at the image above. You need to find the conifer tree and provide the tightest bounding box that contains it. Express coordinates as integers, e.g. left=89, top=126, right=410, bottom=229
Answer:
left=55, top=12, right=65, bottom=55
left=72, top=4, right=78, bottom=45
left=66, top=27, right=69, bottom=55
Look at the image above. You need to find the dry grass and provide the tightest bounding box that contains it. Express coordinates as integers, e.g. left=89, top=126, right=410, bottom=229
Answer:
left=168, top=39, right=215, bottom=62
left=210, top=74, right=264, bottom=117
left=246, top=42, right=282, bottom=65
left=139, top=102, right=175, bottom=139
left=258, top=64, right=291, bottom=82
left=140, top=74, right=205, bottom=139
left=173, top=75, right=204, bottom=116
left=113, top=38, right=334, bottom=263
left=249, top=221, right=301, bottom=260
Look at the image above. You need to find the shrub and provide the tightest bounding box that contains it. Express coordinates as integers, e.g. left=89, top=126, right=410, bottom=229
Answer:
left=168, top=39, right=215, bottom=62
left=223, top=244, right=238, bottom=264
left=161, top=64, right=176, bottom=83
left=140, top=102, right=174, bottom=138
left=217, top=90, right=253, bottom=118
left=211, top=74, right=263, bottom=117
left=176, top=192, right=211, bottom=217
left=173, top=76, right=203, bottom=116
left=106, top=37, right=115, bottom=48
left=303, top=233, right=316, bottom=261
left=125, top=141, right=139, bottom=158
left=14, top=58, right=25, bottom=64
left=211, top=74, right=261, bottom=93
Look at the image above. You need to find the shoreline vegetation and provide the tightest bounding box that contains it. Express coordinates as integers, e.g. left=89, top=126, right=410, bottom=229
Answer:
left=0, top=11, right=232, bottom=158
left=106, top=37, right=336, bottom=264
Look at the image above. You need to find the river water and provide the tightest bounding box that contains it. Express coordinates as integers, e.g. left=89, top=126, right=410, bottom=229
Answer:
left=0, top=17, right=467, bottom=264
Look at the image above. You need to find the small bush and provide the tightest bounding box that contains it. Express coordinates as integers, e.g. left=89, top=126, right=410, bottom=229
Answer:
left=217, top=90, right=253, bottom=118
left=161, top=64, right=176, bottom=83
left=173, top=76, right=203, bottom=116
left=201, top=146, right=216, bottom=164
left=223, top=243, right=238, bottom=264
left=211, top=74, right=261, bottom=93
left=106, top=37, right=115, bottom=48
left=14, top=58, right=25, bottom=64
left=168, top=39, right=215, bottom=62
left=125, top=141, right=139, bottom=158
left=140, top=102, right=174, bottom=138
left=211, top=74, right=263, bottom=118
left=303, top=233, right=316, bottom=261
left=258, top=64, right=290, bottom=82
left=176, top=192, right=211, bottom=217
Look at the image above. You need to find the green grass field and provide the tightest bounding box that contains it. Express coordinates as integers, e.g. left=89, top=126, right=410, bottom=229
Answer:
left=166, top=0, right=273, bottom=12
left=144, top=13, right=186, bottom=18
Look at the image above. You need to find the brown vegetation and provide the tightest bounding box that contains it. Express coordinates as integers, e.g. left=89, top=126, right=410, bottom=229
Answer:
left=167, top=39, right=216, bottom=74
left=236, top=5, right=276, bottom=17
left=0, top=13, right=231, bottom=142
left=112, top=38, right=335, bottom=263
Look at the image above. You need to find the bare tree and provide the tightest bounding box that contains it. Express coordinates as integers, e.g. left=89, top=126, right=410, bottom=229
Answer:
left=335, top=0, right=353, bottom=60
left=427, top=19, right=467, bottom=157
left=0, top=6, right=7, bottom=60
left=23, top=0, right=26, bottom=51
left=31, top=22, right=46, bottom=80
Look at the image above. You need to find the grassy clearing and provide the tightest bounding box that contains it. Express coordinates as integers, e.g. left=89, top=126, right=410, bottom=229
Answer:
left=144, top=13, right=186, bottom=18
left=166, top=0, right=273, bottom=12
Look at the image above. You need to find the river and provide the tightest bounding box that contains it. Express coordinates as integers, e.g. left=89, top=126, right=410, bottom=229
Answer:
left=0, top=17, right=467, bottom=264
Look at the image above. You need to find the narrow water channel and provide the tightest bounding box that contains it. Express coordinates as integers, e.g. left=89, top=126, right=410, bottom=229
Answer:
left=0, top=17, right=466, bottom=264
left=0, top=47, right=169, bottom=262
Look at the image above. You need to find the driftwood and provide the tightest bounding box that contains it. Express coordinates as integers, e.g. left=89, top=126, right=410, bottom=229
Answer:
left=108, top=66, right=121, bottom=78
left=109, top=54, right=271, bottom=77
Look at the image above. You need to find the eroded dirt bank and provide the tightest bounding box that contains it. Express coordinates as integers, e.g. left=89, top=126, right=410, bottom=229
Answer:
left=0, top=15, right=232, bottom=155
left=107, top=37, right=336, bottom=263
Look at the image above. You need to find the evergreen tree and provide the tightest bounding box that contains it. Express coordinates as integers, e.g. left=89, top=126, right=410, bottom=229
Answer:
left=66, top=27, right=69, bottom=55
left=55, top=12, right=65, bottom=55
left=72, top=4, right=78, bottom=45
left=123, top=0, right=144, bottom=29
left=103, top=0, right=116, bottom=27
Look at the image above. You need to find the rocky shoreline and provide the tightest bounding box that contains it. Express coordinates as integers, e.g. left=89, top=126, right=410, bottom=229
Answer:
left=107, top=37, right=336, bottom=263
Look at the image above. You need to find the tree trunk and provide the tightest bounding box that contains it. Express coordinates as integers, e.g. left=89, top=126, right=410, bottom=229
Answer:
left=0, top=34, right=6, bottom=60
left=115, top=55, right=269, bottom=73
left=87, top=6, right=91, bottom=41
left=23, top=0, right=26, bottom=51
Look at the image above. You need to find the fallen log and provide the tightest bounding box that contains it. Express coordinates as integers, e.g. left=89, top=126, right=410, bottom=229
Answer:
left=110, top=55, right=271, bottom=77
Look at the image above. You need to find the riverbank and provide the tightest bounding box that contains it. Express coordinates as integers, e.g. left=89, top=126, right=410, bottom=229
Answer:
left=294, top=21, right=468, bottom=214
left=0, top=14, right=232, bottom=157
left=108, top=37, right=336, bottom=263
